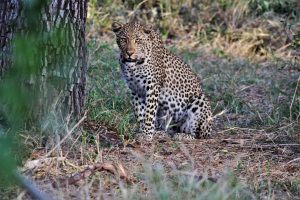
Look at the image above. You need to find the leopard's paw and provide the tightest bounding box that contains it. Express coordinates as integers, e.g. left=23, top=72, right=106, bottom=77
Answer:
left=135, top=132, right=154, bottom=142
left=172, top=133, right=196, bottom=141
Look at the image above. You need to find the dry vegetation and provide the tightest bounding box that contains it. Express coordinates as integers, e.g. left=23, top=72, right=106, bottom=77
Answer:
left=7, top=0, right=300, bottom=199
left=87, top=0, right=300, bottom=61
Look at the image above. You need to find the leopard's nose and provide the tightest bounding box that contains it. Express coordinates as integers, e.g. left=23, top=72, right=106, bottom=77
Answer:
left=127, top=50, right=134, bottom=57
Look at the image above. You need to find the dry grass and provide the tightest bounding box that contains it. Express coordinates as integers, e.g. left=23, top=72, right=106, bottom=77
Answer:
left=87, top=0, right=300, bottom=62
left=16, top=124, right=299, bottom=199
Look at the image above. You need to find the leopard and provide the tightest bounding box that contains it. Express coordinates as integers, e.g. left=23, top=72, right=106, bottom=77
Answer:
left=112, top=20, right=213, bottom=140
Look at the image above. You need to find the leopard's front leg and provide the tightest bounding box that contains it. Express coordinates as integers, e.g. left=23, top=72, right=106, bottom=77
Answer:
left=132, top=92, right=145, bottom=132
left=143, top=81, right=160, bottom=138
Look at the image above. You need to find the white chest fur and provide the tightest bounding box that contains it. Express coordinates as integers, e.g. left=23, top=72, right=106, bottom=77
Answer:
left=120, top=61, right=147, bottom=97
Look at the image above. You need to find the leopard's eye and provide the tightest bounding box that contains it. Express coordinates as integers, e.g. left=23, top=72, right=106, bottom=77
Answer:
left=119, top=37, right=127, bottom=43
left=135, top=36, right=143, bottom=43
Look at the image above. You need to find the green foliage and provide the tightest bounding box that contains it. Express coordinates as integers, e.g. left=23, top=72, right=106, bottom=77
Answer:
left=86, top=42, right=135, bottom=137
left=87, top=40, right=299, bottom=134
left=0, top=137, right=16, bottom=186
left=0, top=2, right=49, bottom=185
left=0, top=0, right=76, bottom=191
left=184, top=51, right=300, bottom=128
left=0, top=2, right=70, bottom=130
left=249, top=0, right=299, bottom=16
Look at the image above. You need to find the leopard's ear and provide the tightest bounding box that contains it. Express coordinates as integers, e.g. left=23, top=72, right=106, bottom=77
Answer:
left=112, top=21, right=123, bottom=33
left=143, top=24, right=152, bottom=34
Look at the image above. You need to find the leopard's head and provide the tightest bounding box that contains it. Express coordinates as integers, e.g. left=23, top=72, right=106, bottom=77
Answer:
left=112, top=21, right=161, bottom=64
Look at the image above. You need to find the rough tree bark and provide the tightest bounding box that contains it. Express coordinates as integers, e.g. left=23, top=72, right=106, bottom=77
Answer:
left=0, top=0, right=19, bottom=78
left=40, top=0, right=88, bottom=120
left=0, top=0, right=88, bottom=124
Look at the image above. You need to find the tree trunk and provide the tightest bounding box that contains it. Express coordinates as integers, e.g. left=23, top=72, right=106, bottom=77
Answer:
left=39, top=0, right=88, bottom=121
left=0, top=0, right=88, bottom=128
left=0, top=0, right=20, bottom=78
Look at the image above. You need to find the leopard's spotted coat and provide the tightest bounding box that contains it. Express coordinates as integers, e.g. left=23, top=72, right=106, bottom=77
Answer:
left=112, top=21, right=213, bottom=140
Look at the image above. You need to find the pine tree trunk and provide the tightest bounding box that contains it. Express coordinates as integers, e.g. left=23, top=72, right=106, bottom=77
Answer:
left=0, top=0, right=88, bottom=127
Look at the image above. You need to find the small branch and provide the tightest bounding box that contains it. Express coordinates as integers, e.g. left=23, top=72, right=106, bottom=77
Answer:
left=23, top=157, right=65, bottom=171
left=218, top=127, right=264, bottom=134
left=52, top=162, right=133, bottom=188
left=259, top=144, right=300, bottom=147
left=212, top=109, right=227, bottom=120
left=244, top=143, right=300, bottom=150
left=287, top=157, right=300, bottom=165
left=221, top=138, right=251, bottom=146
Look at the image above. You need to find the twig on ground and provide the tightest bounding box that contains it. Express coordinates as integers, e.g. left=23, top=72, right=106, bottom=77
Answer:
left=22, top=157, right=65, bottom=171
left=278, top=122, right=296, bottom=130
left=52, top=162, right=133, bottom=188
left=212, top=109, right=227, bottom=120
left=244, top=143, right=300, bottom=150
left=64, top=159, right=82, bottom=170
left=221, top=138, right=251, bottom=146
left=287, top=157, right=300, bottom=165
left=218, top=127, right=265, bottom=134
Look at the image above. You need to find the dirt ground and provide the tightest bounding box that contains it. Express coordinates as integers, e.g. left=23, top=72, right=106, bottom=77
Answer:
left=17, top=120, right=300, bottom=200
